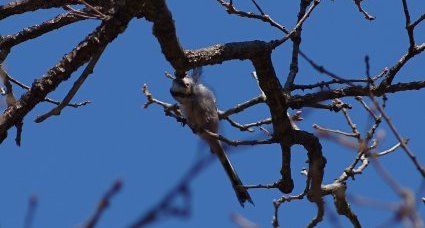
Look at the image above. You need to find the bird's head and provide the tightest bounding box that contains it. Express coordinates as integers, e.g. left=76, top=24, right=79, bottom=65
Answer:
left=170, top=76, right=195, bottom=103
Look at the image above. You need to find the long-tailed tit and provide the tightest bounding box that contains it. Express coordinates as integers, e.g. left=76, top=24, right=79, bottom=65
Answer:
left=170, top=67, right=253, bottom=206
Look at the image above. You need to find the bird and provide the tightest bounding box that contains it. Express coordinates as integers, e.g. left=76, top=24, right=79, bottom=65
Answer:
left=170, top=67, right=253, bottom=207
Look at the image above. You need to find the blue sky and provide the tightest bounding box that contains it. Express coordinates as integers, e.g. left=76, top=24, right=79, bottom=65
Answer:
left=0, top=0, right=424, bottom=227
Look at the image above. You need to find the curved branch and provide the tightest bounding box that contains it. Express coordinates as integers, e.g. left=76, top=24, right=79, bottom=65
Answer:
left=143, top=0, right=187, bottom=74
left=144, top=0, right=277, bottom=73
left=291, top=130, right=326, bottom=202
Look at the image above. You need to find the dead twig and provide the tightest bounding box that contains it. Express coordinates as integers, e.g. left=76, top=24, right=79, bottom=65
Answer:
left=35, top=45, right=107, bottom=123
left=84, top=179, right=123, bottom=228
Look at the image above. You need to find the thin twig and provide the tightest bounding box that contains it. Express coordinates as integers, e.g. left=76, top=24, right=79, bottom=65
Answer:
left=272, top=192, right=306, bottom=227
left=293, top=78, right=371, bottom=90
left=164, top=71, right=175, bottom=80
left=411, top=13, right=425, bottom=28
left=271, top=0, right=320, bottom=48
left=349, top=194, right=399, bottom=211
left=230, top=213, right=259, bottom=228
left=244, top=182, right=278, bottom=190
left=369, top=95, right=425, bottom=177
left=239, top=118, right=272, bottom=129
left=142, top=84, right=185, bottom=124
left=353, top=0, right=376, bottom=20
left=313, top=124, right=359, bottom=138
left=1, top=64, right=22, bottom=145
left=338, top=100, right=361, bottom=139
left=377, top=140, right=407, bottom=156
left=63, top=5, right=99, bottom=19
left=0, top=12, right=86, bottom=50
left=298, top=51, right=357, bottom=87
left=217, top=0, right=289, bottom=33
left=289, top=80, right=425, bottom=109
left=370, top=156, right=406, bottom=197
left=130, top=155, right=214, bottom=227
left=284, top=0, right=315, bottom=89
left=307, top=196, right=325, bottom=228
left=379, top=43, right=425, bottom=87
left=355, top=96, right=378, bottom=120
left=23, top=194, right=38, bottom=228
left=222, top=116, right=272, bottom=132
left=204, top=130, right=274, bottom=146
left=1, top=63, right=90, bottom=108
left=35, top=45, right=107, bottom=123
left=250, top=0, right=265, bottom=16
left=222, top=116, right=254, bottom=132
left=15, top=120, right=23, bottom=146
left=78, top=0, right=107, bottom=19
left=84, top=179, right=123, bottom=228
left=401, top=0, right=415, bottom=49
left=219, top=94, right=266, bottom=118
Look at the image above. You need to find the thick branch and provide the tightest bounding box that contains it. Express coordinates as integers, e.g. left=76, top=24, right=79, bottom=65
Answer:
left=143, top=0, right=187, bottom=73
left=144, top=0, right=280, bottom=73
left=0, top=0, right=77, bottom=20
left=251, top=53, right=291, bottom=139
left=292, top=130, right=326, bottom=202
left=185, top=41, right=271, bottom=68
left=332, top=186, right=361, bottom=227
left=0, top=0, right=142, bottom=143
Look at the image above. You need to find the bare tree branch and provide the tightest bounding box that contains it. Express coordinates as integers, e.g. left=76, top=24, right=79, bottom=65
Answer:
left=369, top=95, right=425, bottom=177
left=401, top=0, right=415, bottom=49
left=23, top=194, right=38, bottom=228
left=216, top=0, right=289, bottom=33
left=1, top=0, right=424, bottom=226
left=379, top=43, right=425, bottom=87
left=0, top=0, right=142, bottom=142
left=0, top=0, right=78, bottom=20
left=353, top=0, right=376, bottom=20
left=84, top=179, right=123, bottom=228
left=0, top=12, right=86, bottom=51
left=289, top=80, right=425, bottom=109
left=219, top=94, right=266, bottom=118
left=35, top=45, right=106, bottom=123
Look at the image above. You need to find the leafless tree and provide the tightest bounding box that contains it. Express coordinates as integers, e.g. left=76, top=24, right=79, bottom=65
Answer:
left=1, top=0, right=424, bottom=227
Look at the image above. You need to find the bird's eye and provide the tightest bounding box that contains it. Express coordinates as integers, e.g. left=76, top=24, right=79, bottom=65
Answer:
left=184, top=83, right=190, bottom=87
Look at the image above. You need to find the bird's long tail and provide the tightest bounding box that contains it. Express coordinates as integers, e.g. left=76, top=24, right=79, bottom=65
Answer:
left=208, top=138, right=254, bottom=207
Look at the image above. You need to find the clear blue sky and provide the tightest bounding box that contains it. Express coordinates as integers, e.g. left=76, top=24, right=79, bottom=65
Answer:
left=1, top=1, right=424, bottom=227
